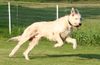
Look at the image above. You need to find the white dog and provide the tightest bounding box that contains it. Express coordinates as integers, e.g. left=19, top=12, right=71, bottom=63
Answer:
left=9, top=8, right=82, bottom=60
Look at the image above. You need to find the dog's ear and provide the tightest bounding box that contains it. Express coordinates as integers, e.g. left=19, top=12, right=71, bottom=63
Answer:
left=71, top=8, right=75, bottom=14
left=70, top=8, right=76, bottom=16
left=75, top=9, right=80, bottom=14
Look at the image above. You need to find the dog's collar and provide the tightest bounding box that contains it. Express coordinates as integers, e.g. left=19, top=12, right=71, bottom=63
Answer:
left=68, top=20, right=73, bottom=27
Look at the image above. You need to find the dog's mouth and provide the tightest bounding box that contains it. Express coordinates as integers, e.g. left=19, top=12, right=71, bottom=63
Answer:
left=75, top=25, right=80, bottom=28
left=75, top=23, right=82, bottom=28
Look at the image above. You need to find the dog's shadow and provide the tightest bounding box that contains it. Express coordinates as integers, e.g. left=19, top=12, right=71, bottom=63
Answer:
left=30, top=54, right=100, bottom=60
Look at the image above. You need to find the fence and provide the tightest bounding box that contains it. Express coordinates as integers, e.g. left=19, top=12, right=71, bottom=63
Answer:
left=1, top=2, right=68, bottom=35
left=1, top=2, right=100, bottom=36
left=8, top=2, right=59, bottom=34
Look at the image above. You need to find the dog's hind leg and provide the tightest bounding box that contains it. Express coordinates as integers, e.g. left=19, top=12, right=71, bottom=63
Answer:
left=23, top=35, right=41, bottom=60
left=65, top=37, right=77, bottom=49
left=9, top=37, right=30, bottom=57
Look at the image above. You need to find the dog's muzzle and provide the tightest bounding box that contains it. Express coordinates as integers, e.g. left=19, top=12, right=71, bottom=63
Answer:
left=75, top=23, right=82, bottom=27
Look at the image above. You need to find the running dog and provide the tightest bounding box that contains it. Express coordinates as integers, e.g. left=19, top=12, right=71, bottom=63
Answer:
left=9, top=8, right=82, bottom=60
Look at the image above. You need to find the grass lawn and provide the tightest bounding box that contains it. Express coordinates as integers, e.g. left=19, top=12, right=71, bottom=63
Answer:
left=0, top=39, right=100, bottom=65
left=0, top=2, right=100, bottom=65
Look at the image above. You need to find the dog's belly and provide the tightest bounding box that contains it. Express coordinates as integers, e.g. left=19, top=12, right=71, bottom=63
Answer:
left=44, top=32, right=56, bottom=41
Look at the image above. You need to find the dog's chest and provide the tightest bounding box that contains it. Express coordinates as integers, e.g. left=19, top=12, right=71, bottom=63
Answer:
left=60, top=27, right=71, bottom=40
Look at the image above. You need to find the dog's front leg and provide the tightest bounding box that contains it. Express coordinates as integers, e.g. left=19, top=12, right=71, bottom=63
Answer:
left=54, top=33, right=64, bottom=47
left=65, top=37, right=77, bottom=49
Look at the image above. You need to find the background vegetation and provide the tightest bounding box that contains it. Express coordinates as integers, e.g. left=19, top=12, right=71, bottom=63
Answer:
left=1, top=0, right=100, bottom=3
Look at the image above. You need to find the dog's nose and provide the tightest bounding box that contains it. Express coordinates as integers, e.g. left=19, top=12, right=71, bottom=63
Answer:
left=79, top=23, right=81, bottom=25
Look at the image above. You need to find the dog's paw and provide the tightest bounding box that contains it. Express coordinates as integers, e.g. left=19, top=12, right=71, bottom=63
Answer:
left=54, top=43, right=63, bottom=48
left=9, top=53, right=14, bottom=57
left=73, top=43, right=77, bottom=49
left=23, top=53, right=30, bottom=60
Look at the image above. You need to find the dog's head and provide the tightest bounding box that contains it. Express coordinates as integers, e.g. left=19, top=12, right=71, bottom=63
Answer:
left=68, top=8, right=82, bottom=27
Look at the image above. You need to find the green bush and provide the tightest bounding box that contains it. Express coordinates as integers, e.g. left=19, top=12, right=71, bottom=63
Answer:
left=72, top=31, right=100, bottom=46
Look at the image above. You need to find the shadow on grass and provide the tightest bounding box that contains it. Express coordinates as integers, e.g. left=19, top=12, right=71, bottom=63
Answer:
left=30, top=54, right=100, bottom=60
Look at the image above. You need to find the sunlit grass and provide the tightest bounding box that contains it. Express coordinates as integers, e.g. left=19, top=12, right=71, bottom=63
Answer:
left=0, top=38, right=100, bottom=65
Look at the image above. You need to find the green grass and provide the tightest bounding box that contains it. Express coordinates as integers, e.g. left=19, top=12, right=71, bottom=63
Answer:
left=0, top=3, right=100, bottom=65
left=0, top=39, right=100, bottom=65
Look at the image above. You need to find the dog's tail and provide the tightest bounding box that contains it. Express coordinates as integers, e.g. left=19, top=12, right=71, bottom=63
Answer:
left=7, top=36, right=21, bottom=42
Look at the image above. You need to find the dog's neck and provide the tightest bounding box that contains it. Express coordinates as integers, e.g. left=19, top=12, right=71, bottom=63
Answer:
left=68, top=20, right=73, bottom=27
left=67, top=15, right=75, bottom=29
left=55, top=15, right=73, bottom=30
